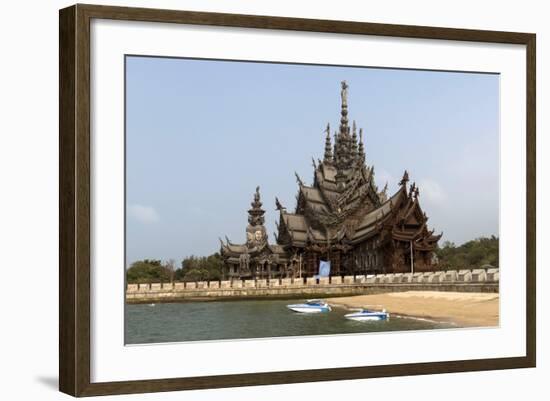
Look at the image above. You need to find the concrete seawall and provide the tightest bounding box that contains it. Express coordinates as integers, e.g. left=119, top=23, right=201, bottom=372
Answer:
left=126, top=269, right=499, bottom=303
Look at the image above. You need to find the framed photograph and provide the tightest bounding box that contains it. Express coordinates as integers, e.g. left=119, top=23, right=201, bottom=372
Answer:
left=59, top=4, right=536, bottom=397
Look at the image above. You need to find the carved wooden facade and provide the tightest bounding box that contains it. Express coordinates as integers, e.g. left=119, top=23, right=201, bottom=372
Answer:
left=220, top=82, right=442, bottom=279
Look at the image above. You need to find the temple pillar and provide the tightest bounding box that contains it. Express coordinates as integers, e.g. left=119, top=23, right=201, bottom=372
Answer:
left=309, top=251, right=315, bottom=277
left=332, top=250, right=341, bottom=276
left=309, top=252, right=318, bottom=277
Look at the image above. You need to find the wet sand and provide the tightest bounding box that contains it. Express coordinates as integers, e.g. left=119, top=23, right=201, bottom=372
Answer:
left=327, top=291, right=499, bottom=327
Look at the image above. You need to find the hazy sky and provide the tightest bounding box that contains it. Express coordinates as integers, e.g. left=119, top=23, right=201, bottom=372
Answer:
left=126, top=56, right=499, bottom=266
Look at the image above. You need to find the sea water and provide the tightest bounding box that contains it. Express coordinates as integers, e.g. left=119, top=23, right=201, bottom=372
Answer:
left=125, top=299, right=453, bottom=344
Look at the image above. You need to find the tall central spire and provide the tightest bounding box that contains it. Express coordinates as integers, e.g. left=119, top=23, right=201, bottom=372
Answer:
left=334, top=81, right=355, bottom=173
left=339, top=80, right=349, bottom=135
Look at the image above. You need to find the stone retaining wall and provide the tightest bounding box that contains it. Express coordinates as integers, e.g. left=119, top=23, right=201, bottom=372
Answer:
left=126, top=269, right=499, bottom=303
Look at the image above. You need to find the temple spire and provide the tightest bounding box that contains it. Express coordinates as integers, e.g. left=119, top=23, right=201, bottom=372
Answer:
left=247, top=186, right=265, bottom=226
left=351, top=120, right=358, bottom=159
left=358, top=128, right=366, bottom=164
left=333, top=130, right=339, bottom=164
left=334, top=81, right=356, bottom=171
left=339, top=81, right=349, bottom=135
left=323, top=123, right=333, bottom=163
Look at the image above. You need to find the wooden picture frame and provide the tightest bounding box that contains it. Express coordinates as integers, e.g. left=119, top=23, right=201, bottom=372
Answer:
left=59, top=3, right=536, bottom=397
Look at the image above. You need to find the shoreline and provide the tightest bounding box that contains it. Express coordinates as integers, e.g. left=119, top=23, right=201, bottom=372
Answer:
left=327, top=291, right=499, bottom=327
left=328, top=303, right=458, bottom=326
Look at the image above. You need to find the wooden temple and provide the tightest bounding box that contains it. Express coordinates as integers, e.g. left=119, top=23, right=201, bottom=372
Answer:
left=220, top=81, right=442, bottom=279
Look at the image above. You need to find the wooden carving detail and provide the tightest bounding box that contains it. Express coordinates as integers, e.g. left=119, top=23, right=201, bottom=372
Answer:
left=220, top=82, right=441, bottom=278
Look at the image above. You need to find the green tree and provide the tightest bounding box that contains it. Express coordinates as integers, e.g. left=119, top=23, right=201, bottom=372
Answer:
left=435, top=236, right=499, bottom=270
left=182, top=267, right=211, bottom=282
left=126, top=259, right=170, bottom=284
left=180, top=253, right=224, bottom=281
left=126, top=253, right=225, bottom=283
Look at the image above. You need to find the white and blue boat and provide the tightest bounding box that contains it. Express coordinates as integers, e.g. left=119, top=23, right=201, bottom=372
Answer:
left=344, top=309, right=389, bottom=321
left=287, top=299, right=331, bottom=313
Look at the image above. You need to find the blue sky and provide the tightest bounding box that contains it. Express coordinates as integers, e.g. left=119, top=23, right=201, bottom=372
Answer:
left=126, top=56, right=499, bottom=266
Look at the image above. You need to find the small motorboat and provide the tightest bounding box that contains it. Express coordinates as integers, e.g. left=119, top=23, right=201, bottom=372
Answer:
left=287, top=299, right=331, bottom=313
left=344, top=309, right=389, bottom=321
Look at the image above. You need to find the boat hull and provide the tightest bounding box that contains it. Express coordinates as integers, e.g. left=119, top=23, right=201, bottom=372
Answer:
left=344, top=312, right=389, bottom=321
left=287, top=305, right=331, bottom=313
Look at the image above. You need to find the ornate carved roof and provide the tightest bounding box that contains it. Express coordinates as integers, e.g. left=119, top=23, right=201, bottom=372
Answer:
left=221, top=81, right=442, bottom=261
left=274, top=82, right=441, bottom=251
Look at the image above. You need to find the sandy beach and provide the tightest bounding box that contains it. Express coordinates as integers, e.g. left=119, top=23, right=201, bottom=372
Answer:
left=327, top=291, right=499, bottom=327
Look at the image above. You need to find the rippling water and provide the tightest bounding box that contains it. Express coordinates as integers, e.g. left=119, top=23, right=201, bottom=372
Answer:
left=125, top=299, right=453, bottom=344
